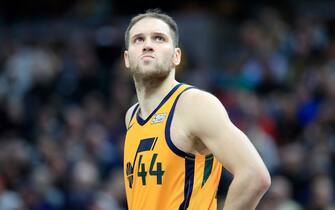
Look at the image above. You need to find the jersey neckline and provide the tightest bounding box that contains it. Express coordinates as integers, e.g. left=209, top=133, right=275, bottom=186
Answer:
left=136, top=83, right=182, bottom=126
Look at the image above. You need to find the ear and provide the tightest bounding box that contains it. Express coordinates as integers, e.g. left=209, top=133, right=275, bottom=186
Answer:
left=173, top=48, right=181, bottom=66
left=124, top=50, right=130, bottom=68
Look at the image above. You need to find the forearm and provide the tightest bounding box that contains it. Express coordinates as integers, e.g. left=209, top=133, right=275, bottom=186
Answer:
left=222, top=172, right=270, bottom=210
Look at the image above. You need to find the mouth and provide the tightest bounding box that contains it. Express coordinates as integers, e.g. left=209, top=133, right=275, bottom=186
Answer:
left=141, top=54, right=155, bottom=59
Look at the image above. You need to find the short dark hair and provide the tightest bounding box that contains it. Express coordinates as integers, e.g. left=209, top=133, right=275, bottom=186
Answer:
left=124, top=9, right=179, bottom=49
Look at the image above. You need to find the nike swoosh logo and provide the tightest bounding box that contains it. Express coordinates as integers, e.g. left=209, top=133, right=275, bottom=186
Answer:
left=127, top=123, right=134, bottom=131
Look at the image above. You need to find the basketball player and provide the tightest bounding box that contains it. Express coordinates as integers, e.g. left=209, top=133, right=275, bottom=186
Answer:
left=123, top=9, right=271, bottom=210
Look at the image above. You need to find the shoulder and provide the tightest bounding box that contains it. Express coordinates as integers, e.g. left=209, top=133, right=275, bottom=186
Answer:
left=179, top=88, right=221, bottom=103
left=175, top=88, right=230, bottom=132
left=177, top=88, right=228, bottom=117
left=125, top=103, right=139, bottom=128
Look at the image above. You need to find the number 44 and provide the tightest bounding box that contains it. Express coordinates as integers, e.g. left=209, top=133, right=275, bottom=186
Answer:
left=137, top=153, right=165, bottom=185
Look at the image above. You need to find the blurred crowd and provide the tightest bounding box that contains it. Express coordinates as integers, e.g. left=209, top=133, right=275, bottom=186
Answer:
left=0, top=2, right=335, bottom=210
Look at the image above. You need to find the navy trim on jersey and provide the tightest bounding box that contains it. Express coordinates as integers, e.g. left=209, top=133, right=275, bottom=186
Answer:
left=179, top=157, right=195, bottom=210
left=136, top=83, right=182, bottom=126
left=165, top=86, right=195, bottom=159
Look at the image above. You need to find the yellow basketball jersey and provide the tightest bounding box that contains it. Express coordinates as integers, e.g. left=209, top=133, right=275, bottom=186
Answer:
left=124, top=83, right=222, bottom=210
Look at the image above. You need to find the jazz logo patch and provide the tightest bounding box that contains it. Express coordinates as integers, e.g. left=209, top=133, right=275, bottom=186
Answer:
left=152, top=113, right=166, bottom=124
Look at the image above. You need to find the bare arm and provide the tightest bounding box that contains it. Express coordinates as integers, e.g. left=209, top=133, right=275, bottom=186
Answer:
left=178, top=89, right=271, bottom=210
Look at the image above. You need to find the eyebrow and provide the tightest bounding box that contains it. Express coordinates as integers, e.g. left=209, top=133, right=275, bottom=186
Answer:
left=131, top=32, right=169, bottom=40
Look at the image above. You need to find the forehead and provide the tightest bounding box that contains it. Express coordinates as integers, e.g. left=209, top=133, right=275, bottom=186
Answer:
left=129, top=17, right=172, bottom=38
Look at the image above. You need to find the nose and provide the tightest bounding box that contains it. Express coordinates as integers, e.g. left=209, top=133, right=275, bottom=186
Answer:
left=143, top=46, right=153, bottom=52
left=142, top=40, right=154, bottom=53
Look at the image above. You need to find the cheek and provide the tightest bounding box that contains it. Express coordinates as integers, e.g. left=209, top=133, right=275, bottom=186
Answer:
left=128, top=45, right=140, bottom=55
left=161, top=47, right=175, bottom=59
left=127, top=50, right=138, bottom=63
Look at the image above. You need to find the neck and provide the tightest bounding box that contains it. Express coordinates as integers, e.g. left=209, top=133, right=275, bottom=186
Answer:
left=134, top=70, right=178, bottom=119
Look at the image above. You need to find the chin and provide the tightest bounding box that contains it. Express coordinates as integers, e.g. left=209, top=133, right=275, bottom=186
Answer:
left=137, top=69, right=170, bottom=80
left=130, top=62, right=172, bottom=79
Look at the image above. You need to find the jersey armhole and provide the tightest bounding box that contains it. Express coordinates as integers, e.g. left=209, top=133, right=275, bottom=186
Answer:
left=165, top=87, right=196, bottom=159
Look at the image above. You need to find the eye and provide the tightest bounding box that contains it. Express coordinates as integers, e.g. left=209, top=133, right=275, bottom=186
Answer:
left=154, top=35, right=165, bottom=42
left=134, top=37, right=144, bottom=43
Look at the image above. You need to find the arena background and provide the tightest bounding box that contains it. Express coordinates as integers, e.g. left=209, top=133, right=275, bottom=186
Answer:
left=0, top=0, right=335, bottom=209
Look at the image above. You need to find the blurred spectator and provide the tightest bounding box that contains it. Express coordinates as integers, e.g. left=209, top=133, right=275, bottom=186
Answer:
left=307, top=175, right=335, bottom=210
left=259, top=176, right=303, bottom=210
left=0, top=176, right=24, bottom=210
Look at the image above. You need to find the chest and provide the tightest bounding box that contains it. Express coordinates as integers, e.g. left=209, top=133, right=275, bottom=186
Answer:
left=124, top=130, right=182, bottom=188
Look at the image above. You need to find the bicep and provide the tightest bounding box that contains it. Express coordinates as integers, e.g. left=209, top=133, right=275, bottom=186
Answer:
left=185, top=92, right=265, bottom=174
left=199, top=116, right=262, bottom=174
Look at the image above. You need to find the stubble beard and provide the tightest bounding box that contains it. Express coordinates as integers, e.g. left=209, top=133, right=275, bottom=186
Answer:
left=130, top=58, right=173, bottom=81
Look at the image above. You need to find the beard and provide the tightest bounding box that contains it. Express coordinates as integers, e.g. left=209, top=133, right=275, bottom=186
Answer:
left=128, top=56, right=174, bottom=80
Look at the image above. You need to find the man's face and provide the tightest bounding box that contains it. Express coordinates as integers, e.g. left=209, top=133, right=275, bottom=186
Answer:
left=124, top=17, right=181, bottom=79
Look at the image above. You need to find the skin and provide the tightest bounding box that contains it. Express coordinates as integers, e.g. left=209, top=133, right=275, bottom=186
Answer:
left=124, top=17, right=271, bottom=210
